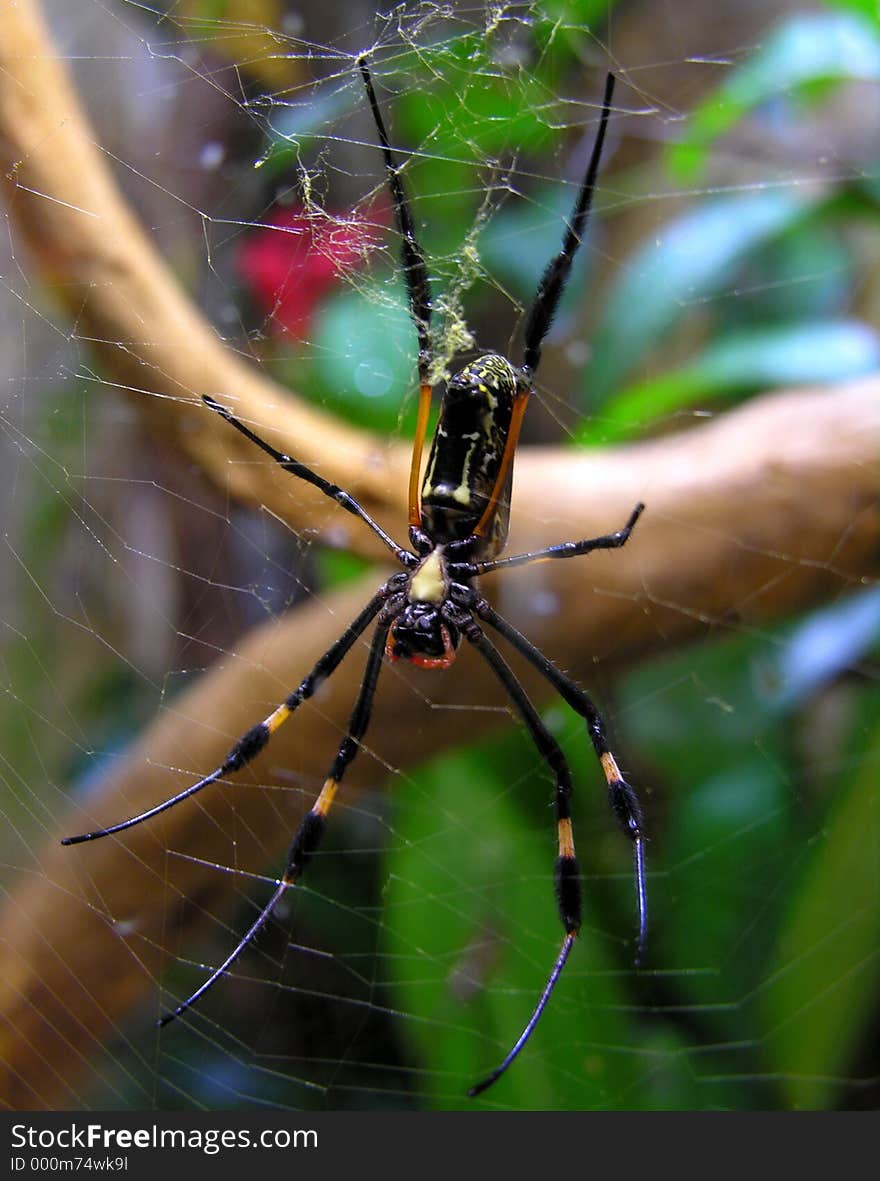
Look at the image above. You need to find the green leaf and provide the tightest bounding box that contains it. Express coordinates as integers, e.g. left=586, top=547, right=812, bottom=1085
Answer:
left=668, top=12, right=880, bottom=181
left=579, top=319, right=880, bottom=443
left=315, top=548, right=373, bottom=588
left=305, top=283, right=418, bottom=433
left=661, top=762, right=789, bottom=1023
left=534, top=0, right=617, bottom=34
left=762, top=722, right=880, bottom=1108
left=619, top=630, right=795, bottom=1031
left=825, top=0, right=880, bottom=22
left=383, top=737, right=641, bottom=1109
left=582, top=190, right=821, bottom=409
left=722, top=220, right=854, bottom=329
left=480, top=186, right=594, bottom=306
left=398, top=38, right=555, bottom=161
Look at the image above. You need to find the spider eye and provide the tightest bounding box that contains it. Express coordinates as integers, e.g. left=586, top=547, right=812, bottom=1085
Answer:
left=389, top=604, right=456, bottom=661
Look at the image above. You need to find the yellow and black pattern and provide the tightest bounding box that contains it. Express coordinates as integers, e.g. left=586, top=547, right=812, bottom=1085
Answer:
left=420, top=352, right=518, bottom=550
left=156, top=620, right=391, bottom=1029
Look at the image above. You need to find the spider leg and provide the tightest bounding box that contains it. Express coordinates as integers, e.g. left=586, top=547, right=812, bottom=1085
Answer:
left=158, top=613, right=394, bottom=1027
left=468, top=935, right=576, bottom=1099
left=358, top=58, right=433, bottom=528
left=454, top=613, right=582, bottom=1096
left=61, top=586, right=395, bottom=845
left=465, top=502, right=644, bottom=577
left=470, top=74, right=618, bottom=546
left=471, top=597, right=647, bottom=963
left=522, top=72, right=616, bottom=378
left=203, top=396, right=414, bottom=566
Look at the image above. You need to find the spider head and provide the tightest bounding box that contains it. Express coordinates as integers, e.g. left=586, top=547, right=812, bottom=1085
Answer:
left=386, top=603, right=460, bottom=670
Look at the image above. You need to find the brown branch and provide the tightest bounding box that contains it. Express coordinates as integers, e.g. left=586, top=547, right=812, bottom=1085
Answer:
left=1, top=376, right=878, bottom=1109
left=0, top=0, right=878, bottom=1110
left=0, top=0, right=407, bottom=555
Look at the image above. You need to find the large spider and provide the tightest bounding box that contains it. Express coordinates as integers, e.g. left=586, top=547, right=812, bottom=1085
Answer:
left=64, top=62, right=645, bottom=1097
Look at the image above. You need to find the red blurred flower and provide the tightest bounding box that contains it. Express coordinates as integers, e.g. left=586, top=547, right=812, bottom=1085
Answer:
left=236, top=203, right=386, bottom=339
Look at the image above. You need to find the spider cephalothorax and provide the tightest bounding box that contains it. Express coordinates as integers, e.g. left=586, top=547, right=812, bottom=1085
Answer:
left=385, top=547, right=459, bottom=667
left=63, top=62, right=646, bottom=1098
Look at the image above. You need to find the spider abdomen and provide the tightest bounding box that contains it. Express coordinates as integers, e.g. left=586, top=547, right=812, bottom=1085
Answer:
left=420, top=353, right=518, bottom=552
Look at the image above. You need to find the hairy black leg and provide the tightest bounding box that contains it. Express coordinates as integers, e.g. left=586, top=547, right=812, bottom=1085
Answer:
left=470, top=596, right=647, bottom=961
left=459, top=502, right=644, bottom=577
left=454, top=612, right=582, bottom=1096
left=358, top=58, right=432, bottom=386
left=203, top=397, right=413, bottom=565
left=522, top=73, right=616, bottom=377
left=358, top=57, right=434, bottom=528
left=62, top=586, right=396, bottom=845
left=157, top=616, right=393, bottom=1027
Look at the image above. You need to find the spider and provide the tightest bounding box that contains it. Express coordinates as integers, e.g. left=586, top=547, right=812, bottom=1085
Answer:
left=63, top=61, right=646, bottom=1098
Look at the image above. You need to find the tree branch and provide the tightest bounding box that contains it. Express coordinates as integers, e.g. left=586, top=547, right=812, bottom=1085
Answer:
left=0, top=0, right=406, bottom=554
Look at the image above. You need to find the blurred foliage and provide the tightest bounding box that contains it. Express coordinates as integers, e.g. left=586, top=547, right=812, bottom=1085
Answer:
left=173, top=0, right=303, bottom=90
left=379, top=587, right=880, bottom=1109
left=7, top=0, right=879, bottom=1113
left=578, top=189, right=828, bottom=418
left=580, top=6, right=880, bottom=442
left=666, top=10, right=880, bottom=182
left=582, top=319, right=880, bottom=444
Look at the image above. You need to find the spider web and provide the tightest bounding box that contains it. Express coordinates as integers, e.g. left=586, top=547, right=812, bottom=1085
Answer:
left=1, top=0, right=879, bottom=1113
